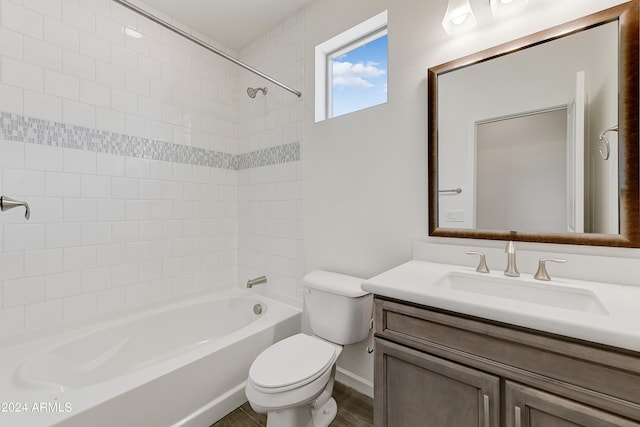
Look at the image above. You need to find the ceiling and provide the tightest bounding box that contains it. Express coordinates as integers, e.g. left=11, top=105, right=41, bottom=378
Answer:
left=137, top=0, right=315, bottom=50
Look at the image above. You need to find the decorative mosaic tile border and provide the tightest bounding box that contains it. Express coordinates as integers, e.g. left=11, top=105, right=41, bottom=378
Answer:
left=236, top=142, right=300, bottom=170
left=0, top=112, right=300, bottom=170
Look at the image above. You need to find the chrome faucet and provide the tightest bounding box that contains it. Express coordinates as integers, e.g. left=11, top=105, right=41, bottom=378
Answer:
left=246, top=275, right=267, bottom=288
left=0, top=196, right=30, bottom=220
left=504, top=241, right=519, bottom=277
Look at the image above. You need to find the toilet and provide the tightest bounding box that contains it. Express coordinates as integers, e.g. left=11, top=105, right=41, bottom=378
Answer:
left=245, top=270, right=373, bottom=427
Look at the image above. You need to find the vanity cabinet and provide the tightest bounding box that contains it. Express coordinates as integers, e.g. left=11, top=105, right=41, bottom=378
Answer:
left=377, top=338, right=499, bottom=426
left=373, top=297, right=640, bottom=427
left=504, top=381, right=639, bottom=427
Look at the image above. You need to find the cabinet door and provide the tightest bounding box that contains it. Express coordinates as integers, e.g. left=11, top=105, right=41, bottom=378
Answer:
left=505, top=381, right=640, bottom=427
left=374, top=338, right=499, bottom=427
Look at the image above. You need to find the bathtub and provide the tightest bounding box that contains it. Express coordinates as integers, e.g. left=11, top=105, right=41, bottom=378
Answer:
left=0, top=288, right=301, bottom=427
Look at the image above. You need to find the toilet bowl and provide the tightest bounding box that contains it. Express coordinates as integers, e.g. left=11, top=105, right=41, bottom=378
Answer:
left=246, top=333, right=342, bottom=427
left=245, top=271, right=372, bottom=427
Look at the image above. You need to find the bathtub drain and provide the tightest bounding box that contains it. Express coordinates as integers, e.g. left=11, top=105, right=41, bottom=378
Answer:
left=253, top=304, right=263, bottom=315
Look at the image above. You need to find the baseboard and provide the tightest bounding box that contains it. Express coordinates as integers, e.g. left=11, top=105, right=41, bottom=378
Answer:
left=173, top=369, right=373, bottom=427
left=336, top=366, right=374, bottom=398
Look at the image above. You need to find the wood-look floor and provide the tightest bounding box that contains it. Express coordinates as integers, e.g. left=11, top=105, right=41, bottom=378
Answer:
left=211, top=382, right=373, bottom=427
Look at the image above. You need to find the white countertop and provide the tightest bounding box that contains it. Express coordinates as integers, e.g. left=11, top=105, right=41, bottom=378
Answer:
left=362, top=260, right=640, bottom=353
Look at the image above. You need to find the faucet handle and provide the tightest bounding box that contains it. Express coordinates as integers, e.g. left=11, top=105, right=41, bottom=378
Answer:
left=534, top=258, right=567, bottom=281
left=465, top=251, right=490, bottom=273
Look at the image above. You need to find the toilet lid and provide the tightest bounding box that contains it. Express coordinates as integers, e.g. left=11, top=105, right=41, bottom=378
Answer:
left=249, top=334, right=337, bottom=390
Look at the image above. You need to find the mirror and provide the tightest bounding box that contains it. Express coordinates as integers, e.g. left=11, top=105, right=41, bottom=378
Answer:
left=428, top=0, right=639, bottom=247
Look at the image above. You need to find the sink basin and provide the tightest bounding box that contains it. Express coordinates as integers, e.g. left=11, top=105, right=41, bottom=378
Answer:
left=433, top=272, right=608, bottom=315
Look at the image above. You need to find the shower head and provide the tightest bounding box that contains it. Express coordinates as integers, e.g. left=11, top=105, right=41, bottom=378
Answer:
left=247, top=87, right=267, bottom=98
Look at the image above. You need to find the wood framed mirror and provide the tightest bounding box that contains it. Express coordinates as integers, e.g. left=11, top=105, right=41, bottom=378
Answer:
left=428, top=0, right=639, bottom=247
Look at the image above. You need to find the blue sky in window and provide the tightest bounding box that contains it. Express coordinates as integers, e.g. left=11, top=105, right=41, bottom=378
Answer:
left=332, top=34, right=388, bottom=118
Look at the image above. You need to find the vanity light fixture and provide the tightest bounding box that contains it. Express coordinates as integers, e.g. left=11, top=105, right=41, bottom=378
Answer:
left=489, top=0, right=528, bottom=17
left=442, top=0, right=477, bottom=34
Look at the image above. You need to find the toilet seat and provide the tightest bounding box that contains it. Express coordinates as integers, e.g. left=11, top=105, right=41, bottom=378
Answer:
left=248, top=334, right=338, bottom=393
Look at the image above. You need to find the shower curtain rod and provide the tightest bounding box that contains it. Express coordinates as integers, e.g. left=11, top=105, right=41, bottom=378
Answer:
left=112, top=0, right=302, bottom=98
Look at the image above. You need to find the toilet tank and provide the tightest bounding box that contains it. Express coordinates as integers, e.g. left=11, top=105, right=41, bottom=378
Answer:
left=303, top=271, right=373, bottom=345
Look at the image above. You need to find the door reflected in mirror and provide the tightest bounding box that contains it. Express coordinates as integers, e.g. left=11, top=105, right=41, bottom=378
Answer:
left=475, top=108, right=571, bottom=233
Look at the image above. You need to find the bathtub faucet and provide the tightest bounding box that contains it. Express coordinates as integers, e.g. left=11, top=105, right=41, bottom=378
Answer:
left=1, top=196, right=30, bottom=220
left=247, top=276, right=267, bottom=288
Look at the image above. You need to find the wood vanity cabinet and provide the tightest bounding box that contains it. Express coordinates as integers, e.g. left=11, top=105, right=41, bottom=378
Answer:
left=373, top=297, right=640, bottom=427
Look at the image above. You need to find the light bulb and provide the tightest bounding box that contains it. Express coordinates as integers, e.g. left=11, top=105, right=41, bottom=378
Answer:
left=442, top=0, right=476, bottom=34
left=490, top=0, right=528, bottom=17
left=451, top=13, right=468, bottom=25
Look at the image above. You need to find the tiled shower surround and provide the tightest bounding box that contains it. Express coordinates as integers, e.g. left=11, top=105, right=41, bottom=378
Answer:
left=0, top=0, right=304, bottom=337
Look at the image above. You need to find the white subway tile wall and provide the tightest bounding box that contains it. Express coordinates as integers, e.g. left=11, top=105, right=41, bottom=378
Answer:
left=0, top=0, right=304, bottom=338
left=237, top=11, right=305, bottom=305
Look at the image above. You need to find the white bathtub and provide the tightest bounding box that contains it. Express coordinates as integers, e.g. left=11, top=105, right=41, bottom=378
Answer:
left=0, top=288, right=301, bottom=427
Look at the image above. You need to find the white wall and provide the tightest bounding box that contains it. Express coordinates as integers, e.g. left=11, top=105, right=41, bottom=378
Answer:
left=0, top=0, right=239, bottom=338
left=587, top=23, right=619, bottom=234
left=237, top=11, right=305, bottom=307
left=304, top=0, right=427, bottom=279
left=304, top=0, right=429, bottom=385
left=303, top=0, right=629, bottom=391
left=0, top=0, right=305, bottom=339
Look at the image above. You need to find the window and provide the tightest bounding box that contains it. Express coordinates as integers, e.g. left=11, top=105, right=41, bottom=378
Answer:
left=315, top=11, right=388, bottom=122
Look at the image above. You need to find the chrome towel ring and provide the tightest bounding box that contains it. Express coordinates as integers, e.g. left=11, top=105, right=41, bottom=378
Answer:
left=598, top=124, right=618, bottom=160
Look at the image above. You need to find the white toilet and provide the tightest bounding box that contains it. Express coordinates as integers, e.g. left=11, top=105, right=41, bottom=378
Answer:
left=245, top=270, right=373, bottom=427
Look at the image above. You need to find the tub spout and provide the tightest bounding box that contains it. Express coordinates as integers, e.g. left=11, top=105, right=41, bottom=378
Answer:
left=247, top=276, right=267, bottom=288
left=1, top=196, right=30, bottom=220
